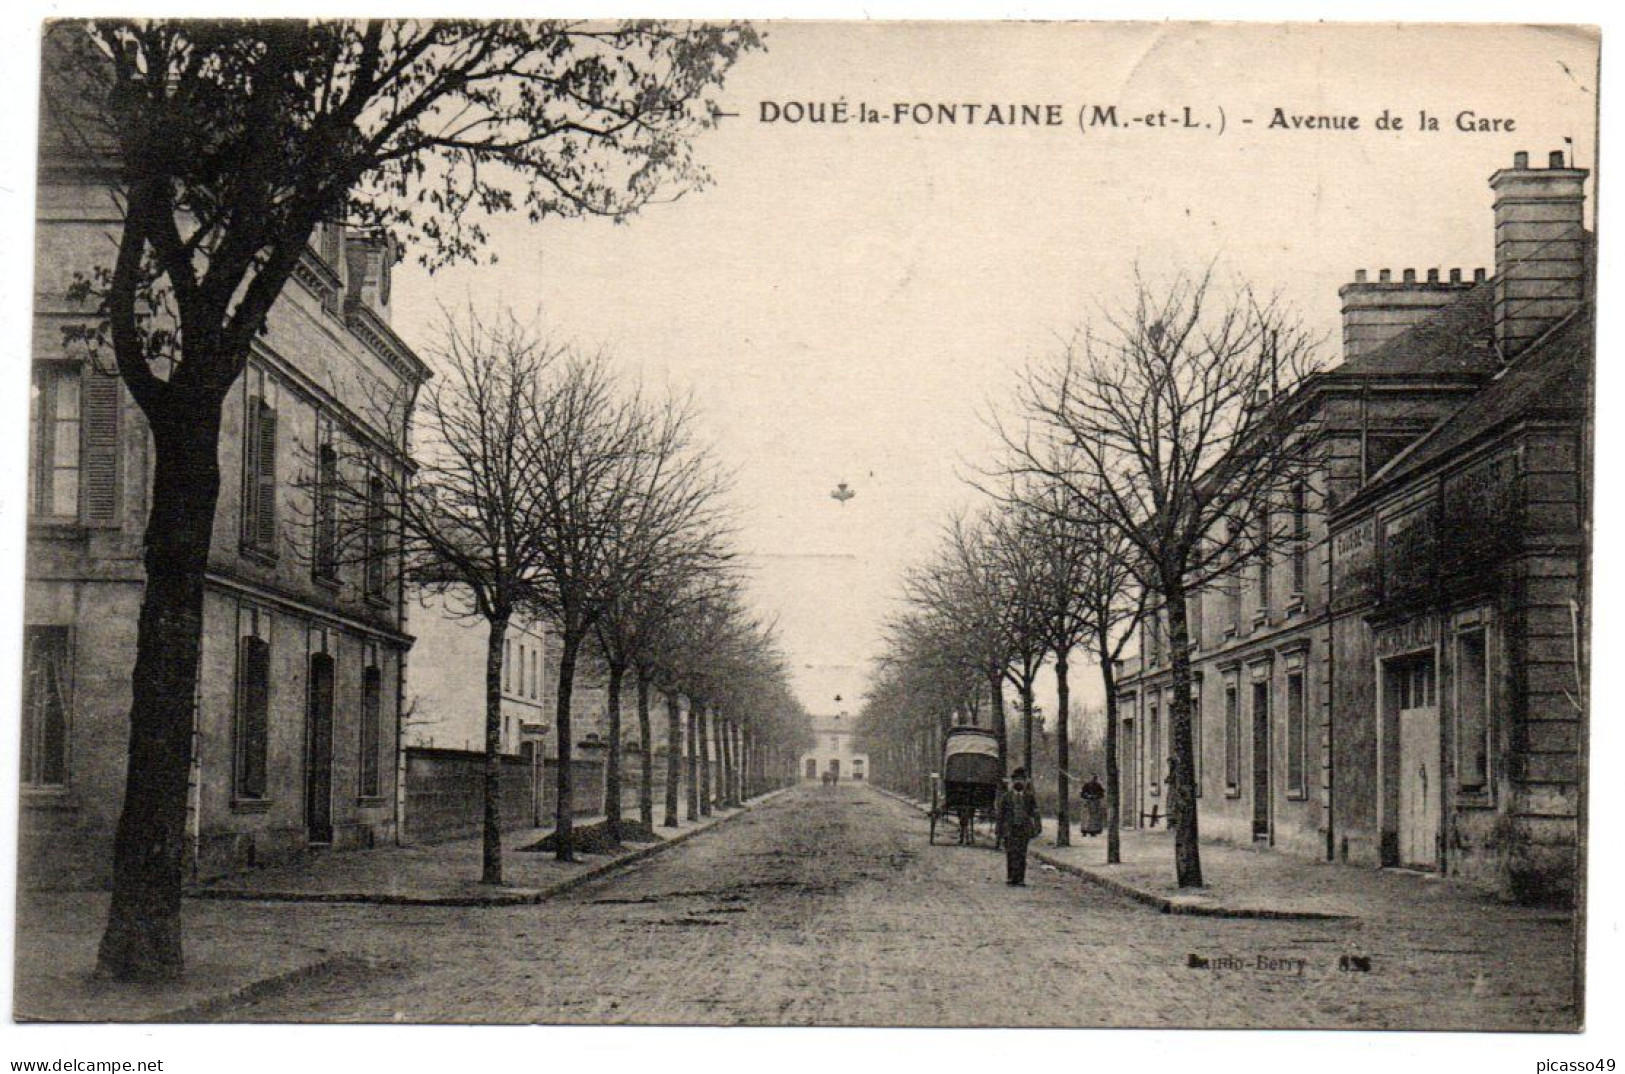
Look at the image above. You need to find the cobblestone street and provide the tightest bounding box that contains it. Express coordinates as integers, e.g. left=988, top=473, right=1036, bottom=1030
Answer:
left=212, top=784, right=1577, bottom=1028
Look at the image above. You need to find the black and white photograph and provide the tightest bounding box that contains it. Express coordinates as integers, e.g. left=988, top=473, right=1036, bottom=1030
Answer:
left=0, top=7, right=1616, bottom=1067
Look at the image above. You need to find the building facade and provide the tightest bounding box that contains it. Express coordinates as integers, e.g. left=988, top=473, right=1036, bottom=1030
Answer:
left=401, top=597, right=619, bottom=760
left=1116, top=151, right=1590, bottom=903
left=800, top=713, right=869, bottom=782
left=22, top=127, right=429, bottom=884
left=404, top=594, right=557, bottom=757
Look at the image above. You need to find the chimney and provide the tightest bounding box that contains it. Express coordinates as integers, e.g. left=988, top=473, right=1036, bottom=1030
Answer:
left=344, top=230, right=400, bottom=322
left=1338, top=264, right=1482, bottom=361
left=1490, top=149, right=1589, bottom=357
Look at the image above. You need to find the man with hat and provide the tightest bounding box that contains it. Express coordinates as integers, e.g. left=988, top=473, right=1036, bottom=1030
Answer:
left=997, top=767, right=1042, bottom=886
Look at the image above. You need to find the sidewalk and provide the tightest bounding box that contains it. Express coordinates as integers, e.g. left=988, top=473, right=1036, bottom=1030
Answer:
left=16, top=794, right=783, bottom=1021
left=192, top=793, right=783, bottom=905
left=870, top=784, right=1570, bottom=927
left=13, top=891, right=349, bottom=1022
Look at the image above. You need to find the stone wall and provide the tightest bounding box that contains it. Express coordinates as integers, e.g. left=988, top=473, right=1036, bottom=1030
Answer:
left=401, top=747, right=612, bottom=844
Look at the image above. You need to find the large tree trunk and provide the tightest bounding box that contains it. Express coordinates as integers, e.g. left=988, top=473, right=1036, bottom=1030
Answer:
left=1163, top=585, right=1203, bottom=887
left=481, top=613, right=510, bottom=884
left=636, top=670, right=654, bottom=830
left=1099, top=634, right=1122, bottom=865
left=552, top=631, right=581, bottom=862
left=604, top=661, right=625, bottom=843
left=97, top=403, right=223, bottom=981
left=1055, top=650, right=1072, bottom=847
left=663, top=692, right=682, bottom=827
left=698, top=704, right=713, bottom=816
left=685, top=704, right=699, bottom=821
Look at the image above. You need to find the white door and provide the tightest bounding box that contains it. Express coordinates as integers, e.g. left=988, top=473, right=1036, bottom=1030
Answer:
left=1397, top=659, right=1440, bottom=869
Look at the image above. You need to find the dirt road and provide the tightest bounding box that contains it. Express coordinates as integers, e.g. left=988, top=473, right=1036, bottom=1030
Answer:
left=222, top=783, right=1576, bottom=1027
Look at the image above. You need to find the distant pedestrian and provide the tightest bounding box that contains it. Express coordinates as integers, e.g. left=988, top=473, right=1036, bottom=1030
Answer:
left=1079, top=773, right=1105, bottom=837
left=821, top=770, right=831, bottom=788
left=997, top=767, right=1042, bottom=886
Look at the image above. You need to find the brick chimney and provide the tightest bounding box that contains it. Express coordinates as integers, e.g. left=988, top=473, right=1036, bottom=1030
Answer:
left=1490, top=149, right=1589, bottom=357
left=1338, top=267, right=1482, bottom=360
left=344, top=230, right=399, bottom=322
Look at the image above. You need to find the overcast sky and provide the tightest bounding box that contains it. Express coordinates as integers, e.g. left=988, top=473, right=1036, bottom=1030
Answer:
left=389, top=22, right=1598, bottom=721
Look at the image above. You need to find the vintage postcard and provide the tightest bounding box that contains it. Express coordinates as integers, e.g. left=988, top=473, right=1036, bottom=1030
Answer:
left=1, top=13, right=1605, bottom=1051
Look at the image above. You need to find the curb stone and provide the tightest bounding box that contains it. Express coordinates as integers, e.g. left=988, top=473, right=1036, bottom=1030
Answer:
left=868, top=783, right=1355, bottom=922
left=186, top=786, right=794, bottom=908
left=12, top=952, right=354, bottom=1024
left=154, top=953, right=356, bottom=1023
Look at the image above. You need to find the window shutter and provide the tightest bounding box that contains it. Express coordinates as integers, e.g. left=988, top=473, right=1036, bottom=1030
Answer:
left=79, top=369, right=121, bottom=526
left=241, top=392, right=260, bottom=544
left=238, top=635, right=271, bottom=799
left=254, top=400, right=278, bottom=550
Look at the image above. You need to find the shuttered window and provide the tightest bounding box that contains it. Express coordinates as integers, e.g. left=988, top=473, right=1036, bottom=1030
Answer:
left=313, top=417, right=338, bottom=581
left=1224, top=679, right=1241, bottom=795
left=1256, top=508, right=1272, bottom=617
left=1291, top=480, right=1309, bottom=595
left=235, top=606, right=271, bottom=801
left=30, top=364, right=121, bottom=525
left=359, top=644, right=382, bottom=799
left=80, top=370, right=120, bottom=525
left=1286, top=669, right=1307, bottom=797
left=21, top=626, right=71, bottom=787
left=241, top=367, right=279, bottom=555
left=364, top=469, right=387, bottom=599
left=1191, top=682, right=1203, bottom=795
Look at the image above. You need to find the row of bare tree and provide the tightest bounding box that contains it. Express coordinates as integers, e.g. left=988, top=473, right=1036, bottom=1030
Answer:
left=861, top=271, right=1321, bottom=886
left=382, top=311, right=810, bottom=884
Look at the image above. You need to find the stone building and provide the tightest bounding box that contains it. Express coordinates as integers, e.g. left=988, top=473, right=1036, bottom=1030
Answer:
left=1325, top=153, right=1589, bottom=902
left=1116, top=151, right=1590, bottom=903
left=799, top=712, right=869, bottom=782
left=401, top=598, right=617, bottom=760
left=22, top=117, right=429, bottom=883
left=404, top=596, right=558, bottom=757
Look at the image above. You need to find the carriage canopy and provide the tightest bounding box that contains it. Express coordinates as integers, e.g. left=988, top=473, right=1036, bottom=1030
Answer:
left=942, top=726, right=1001, bottom=786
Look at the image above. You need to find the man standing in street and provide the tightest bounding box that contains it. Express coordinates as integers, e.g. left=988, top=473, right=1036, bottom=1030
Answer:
left=998, top=767, right=1041, bottom=886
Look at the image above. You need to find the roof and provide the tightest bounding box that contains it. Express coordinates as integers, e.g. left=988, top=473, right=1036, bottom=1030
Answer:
left=1336, top=280, right=1501, bottom=378
left=1345, top=310, right=1591, bottom=508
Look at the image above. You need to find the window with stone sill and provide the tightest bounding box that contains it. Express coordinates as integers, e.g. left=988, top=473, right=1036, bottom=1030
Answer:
left=240, top=366, right=280, bottom=558
left=358, top=643, right=382, bottom=800
left=21, top=626, right=71, bottom=789
left=30, top=363, right=121, bottom=527
left=1286, top=667, right=1308, bottom=799
left=234, top=604, right=272, bottom=802
left=1223, top=679, right=1241, bottom=796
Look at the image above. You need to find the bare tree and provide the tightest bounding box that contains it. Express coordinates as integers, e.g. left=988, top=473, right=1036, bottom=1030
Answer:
left=593, top=459, right=734, bottom=842
left=44, top=19, right=759, bottom=979
left=993, top=490, right=1098, bottom=846
left=1008, top=269, right=1321, bottom=887
left=900, top=514, right=1020, bottom=770
left=391, top=312, right=563, bottom=884
left=522, top=357, right=645, bottom=861
left=986, top=507, right=1052, bottom=779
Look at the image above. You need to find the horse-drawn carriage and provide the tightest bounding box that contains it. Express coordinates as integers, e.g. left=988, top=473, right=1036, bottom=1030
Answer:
left=927, top=726, right=1001, bottom=845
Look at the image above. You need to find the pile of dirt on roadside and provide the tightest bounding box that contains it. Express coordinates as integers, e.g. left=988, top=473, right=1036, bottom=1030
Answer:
left=519, top=819, right=663, bottom=855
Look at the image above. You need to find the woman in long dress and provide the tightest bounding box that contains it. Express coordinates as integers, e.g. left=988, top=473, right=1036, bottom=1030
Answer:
left=1079, top=774, right=1106, bottom=836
